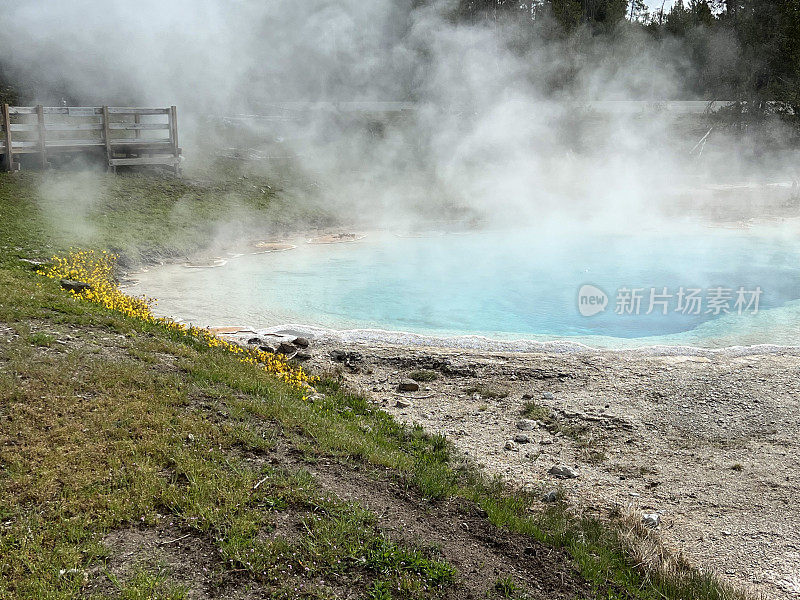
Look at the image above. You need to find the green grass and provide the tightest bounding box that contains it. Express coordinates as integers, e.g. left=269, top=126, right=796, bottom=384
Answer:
left=522, top=401, right=606, bottom=464
left=108, top=569, right=188, bottom=600
left=522, top=400, right=590, bottom=440
left=494, top=576, right=519, bottom=597
left=0, top=170, right=334, bottom=268
left=464, top=384, right=509, bottom=399
left=0, top=171, right=750, bottom=599
left=27, top=331, right=55, bottom=346
left=521, top=400, right=552, bottom=422
left=408, top=369, right=438, bottom=382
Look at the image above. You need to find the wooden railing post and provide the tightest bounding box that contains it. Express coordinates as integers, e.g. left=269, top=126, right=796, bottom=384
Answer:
left=2, top=103, right=13, bottom=171
left=36, top=105, right=47, bottom=168
left=101, top=106, right=113, bottom=172
left=169, top=105, right=179, bottom=174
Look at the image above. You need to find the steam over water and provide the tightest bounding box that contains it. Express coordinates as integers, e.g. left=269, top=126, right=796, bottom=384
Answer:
left=129, top=228, right=800, bottom=349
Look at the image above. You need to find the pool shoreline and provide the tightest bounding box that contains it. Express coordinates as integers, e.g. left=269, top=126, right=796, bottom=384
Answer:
left=205, top=321, right=800, bottom=357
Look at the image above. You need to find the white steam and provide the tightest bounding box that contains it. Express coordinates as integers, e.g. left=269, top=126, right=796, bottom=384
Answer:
left=0, top=0, right=796, bottom=230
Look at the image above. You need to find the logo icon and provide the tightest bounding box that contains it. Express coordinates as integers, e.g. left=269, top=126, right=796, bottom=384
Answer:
left=577, top=284, right=608, bottom=317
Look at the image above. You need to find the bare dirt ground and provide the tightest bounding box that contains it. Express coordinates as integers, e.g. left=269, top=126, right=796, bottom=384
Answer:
left=273, top=338, right=800, bottom=600
left=83, top=416, right=591, bottom=600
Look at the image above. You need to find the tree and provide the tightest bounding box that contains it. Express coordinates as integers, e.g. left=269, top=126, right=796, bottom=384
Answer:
left=628, top=0, right=649, bottom=22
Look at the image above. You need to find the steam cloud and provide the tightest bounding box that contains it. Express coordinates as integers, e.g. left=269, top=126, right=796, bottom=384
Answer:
left=1, top=0, right=796, bottom=230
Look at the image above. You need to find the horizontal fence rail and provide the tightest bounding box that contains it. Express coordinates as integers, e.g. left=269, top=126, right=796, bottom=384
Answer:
left=0, top=104, right=181, bottom=173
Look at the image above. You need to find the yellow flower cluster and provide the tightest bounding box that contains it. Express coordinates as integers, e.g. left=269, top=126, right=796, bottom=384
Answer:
left=40, top=250, right=317, bottom=390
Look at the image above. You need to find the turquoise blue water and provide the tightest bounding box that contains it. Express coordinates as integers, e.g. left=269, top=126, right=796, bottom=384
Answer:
left=131, top=228, right=800, bottom=348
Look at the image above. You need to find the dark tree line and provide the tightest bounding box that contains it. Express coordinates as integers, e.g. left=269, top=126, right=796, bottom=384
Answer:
left=455, top=0, right=800, bottom=109
left=1, top=1, right=797, bottom=113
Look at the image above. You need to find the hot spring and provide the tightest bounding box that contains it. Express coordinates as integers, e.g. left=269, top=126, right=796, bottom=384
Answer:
left=127, top=227, right=800, bottom=349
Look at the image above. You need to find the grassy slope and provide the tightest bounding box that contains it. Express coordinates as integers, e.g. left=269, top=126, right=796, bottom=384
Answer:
left=0, top=172, right=746, bottom=599
left=1, top=170, right=332, bottom=266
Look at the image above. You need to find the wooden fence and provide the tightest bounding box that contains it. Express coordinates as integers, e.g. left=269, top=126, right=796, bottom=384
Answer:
left=0, top=105, right=181, bottom=173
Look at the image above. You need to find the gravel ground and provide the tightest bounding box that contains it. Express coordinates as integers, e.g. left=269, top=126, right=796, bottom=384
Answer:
left=223, top=329, right=800, bottom=600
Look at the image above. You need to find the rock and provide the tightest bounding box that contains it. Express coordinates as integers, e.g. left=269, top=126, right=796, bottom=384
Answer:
left=19, top=258, right=50, bottom=269
left=59, top=568, right=88, bottom=583
left=395, top=398, right=412, bottom=408
left=513, top=434, right=530, bottom=444
left=549, top=465, right=579, bottom=479
left=60, top=279, right=91, bottom=293
left=642, top=513, right=661, bottom=528
left=292, top=337, right=310, bottom=348
left=246, top=337, right=261, bottom=345
left=542, top=392, right=554, bottom=400
left=540, top=437, right=553, bottom=445
left=398, top=379, right=420, bottom=392
left=504, top=440, right=518, bottom=451
left=259, top=343, right=277, bottom=353
left=516, top=419, right=537, bottom=431
left=522, top=393, right=533, bottom=399
left=294, top=351, right=312, bottom=361
left=541, top=489, right=559, bottom=503
left=276, top=342, right=297, bottom=355
left=331, top=349, right=362, bottom=364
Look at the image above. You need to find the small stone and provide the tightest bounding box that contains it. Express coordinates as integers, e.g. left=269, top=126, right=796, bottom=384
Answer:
left=513, top=433, right=530, bottom=444
left=398, top=379, right=420, bottom=392
left=542, top=392, right=554, bottom=400
left=292, top=337, right=310, bottom=348
left=395, top=398, right=412, bottom=409
left=60, top=279, right=91, bottom=293
left=19, top=258, right=50, bottom=269
left=541, top=489, right=559, bottom=503
left=504, top=440, right=518, bottom=451
left=516, top=419, right=537, bottom=431
left=722, top=530, right=732, bottom=536
left=549, top=465, right=579, bottom=479
left=540, top=437, right=553, bottom=445
left=522, top=392, right=533, bottom=399
left=59, top=568, right=86, bottom=578
left=642, top=513, right=661, bottom=528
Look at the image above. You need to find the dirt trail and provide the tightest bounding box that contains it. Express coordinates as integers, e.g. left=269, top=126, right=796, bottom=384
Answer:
left=284, top=339, right=800, bottom=600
